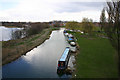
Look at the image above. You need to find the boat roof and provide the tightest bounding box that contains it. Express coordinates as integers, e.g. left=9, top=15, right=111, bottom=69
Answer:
left=68, top=38, right=73, bottom=40
left=59, top=47, right=70, bottom=61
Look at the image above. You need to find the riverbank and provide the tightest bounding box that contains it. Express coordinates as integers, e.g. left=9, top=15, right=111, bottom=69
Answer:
left=2, top=27, right=59, bottom=65
left=68, top=32, right=118, bottom=78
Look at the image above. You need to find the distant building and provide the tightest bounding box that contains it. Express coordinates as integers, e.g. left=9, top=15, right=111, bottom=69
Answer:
left=49, top=21, right=67, bottom=27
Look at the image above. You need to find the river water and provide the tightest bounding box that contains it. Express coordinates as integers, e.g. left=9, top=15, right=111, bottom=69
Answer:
left=2, top=28, right=75, bottom=78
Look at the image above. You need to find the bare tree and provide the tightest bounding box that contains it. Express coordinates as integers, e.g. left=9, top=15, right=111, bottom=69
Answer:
left=100, top=8, right=106, bottom=31
left=11, top=29, right=23, bottom=40
left=81, top=18, right=94, bottom=35
left=104, top=0, right=120, bottom=77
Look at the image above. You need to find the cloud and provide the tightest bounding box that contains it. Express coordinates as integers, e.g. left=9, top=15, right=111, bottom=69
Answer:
left=53, top=10, right=101, bottom=22
left=0, top=0, right=55, bottom=22
left=54, top=2, right=106, bottom=13
left=0, top=0, right=106, bottom=22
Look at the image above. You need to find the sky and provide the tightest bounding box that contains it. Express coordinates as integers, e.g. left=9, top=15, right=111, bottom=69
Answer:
left=0, top=0, right=107, bottom=22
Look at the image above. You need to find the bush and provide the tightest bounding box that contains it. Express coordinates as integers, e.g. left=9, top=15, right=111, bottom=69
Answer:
left=12, top=30, right=23, bottom=40
left=26, top=23, right=49, bottom=36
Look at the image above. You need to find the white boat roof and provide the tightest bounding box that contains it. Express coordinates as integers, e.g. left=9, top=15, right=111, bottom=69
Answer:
left=60, top=47, right=70, bottom=61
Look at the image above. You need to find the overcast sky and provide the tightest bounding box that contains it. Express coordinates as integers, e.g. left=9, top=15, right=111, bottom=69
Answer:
left=0, top=0, right=107, bottom=22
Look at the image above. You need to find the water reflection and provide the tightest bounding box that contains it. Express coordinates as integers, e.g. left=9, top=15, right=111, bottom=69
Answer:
left=0, top=26, right=23, bottom=41
left=2, top=28, right=74, bottom=78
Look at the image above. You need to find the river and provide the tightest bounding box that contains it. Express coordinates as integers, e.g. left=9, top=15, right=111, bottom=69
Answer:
left=2, top=28, right=75, bottom=79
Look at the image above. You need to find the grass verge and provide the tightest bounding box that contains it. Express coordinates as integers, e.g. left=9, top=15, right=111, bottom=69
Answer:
left=71, top=32, right=118, bottom=78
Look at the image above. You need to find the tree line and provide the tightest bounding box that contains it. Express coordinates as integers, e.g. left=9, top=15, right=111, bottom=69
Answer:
left=100, top=0, right=120, bottom=77
left=65, top=18, right=97, bottom=35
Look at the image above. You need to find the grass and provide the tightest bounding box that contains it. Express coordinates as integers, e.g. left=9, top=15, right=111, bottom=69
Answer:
left=71, top=32, right=118, bottom=78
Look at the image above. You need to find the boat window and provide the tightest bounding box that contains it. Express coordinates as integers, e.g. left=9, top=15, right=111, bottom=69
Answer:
left=61, top=62, right=64, bottom=67
left=59, top=61, right=65, bottom=67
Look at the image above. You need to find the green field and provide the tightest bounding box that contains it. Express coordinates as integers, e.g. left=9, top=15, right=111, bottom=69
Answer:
left=72, top=32, right=118, bottom=78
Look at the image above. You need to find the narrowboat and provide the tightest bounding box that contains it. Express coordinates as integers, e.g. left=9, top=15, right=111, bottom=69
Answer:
left=57, top=47, right=71, bottom=73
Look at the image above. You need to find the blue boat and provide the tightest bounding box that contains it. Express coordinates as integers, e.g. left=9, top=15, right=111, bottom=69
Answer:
left=67, top=37, right=75, bottom=43
left=57, top=47, right=71, bottom=73
left=63, top=30, right=67, bottom=33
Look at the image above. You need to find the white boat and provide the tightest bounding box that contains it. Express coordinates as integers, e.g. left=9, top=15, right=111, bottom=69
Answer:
left=70, top=47, right=77, bottom=53
left=68, top=34, right=73, bottom=38
left=70, top=42, right=76, bottom=47
left=64, top=33, right=69, bottom=36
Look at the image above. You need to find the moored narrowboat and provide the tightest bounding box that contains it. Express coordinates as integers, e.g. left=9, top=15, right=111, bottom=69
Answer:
left=57, top=47, right=71, bottom=73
